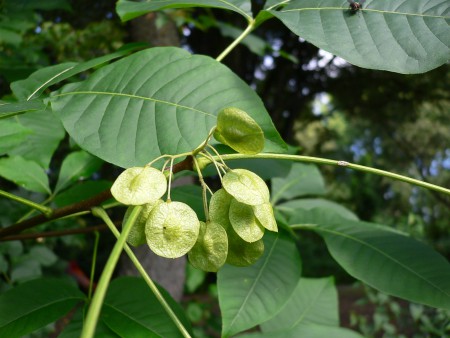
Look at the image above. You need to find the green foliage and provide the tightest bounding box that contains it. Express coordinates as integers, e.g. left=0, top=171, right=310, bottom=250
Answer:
left=0, top=0, right=449, bottom=337
left=0, top=278, right=84, bottom=338
left=51, top=47, right=286, bottom=168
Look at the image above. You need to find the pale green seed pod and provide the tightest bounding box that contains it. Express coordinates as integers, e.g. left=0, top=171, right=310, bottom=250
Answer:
left=145, top=201, right=200, bottom=259
left=222, top=169, right=270, bottom=206
left=226, top=226, right=264, bottom=267
left=209, top=188, right=232, bottom=230
left=252, top=203, right=278, bottom=232
left=124, top=200, right=163, bottom=247
left=214, top=107, right=264, bottom=155
left=188, top=221, right=228, bottom=272
left=229, top=198, right=265, bottom=243
left=111, top=166, right=167, bottom=205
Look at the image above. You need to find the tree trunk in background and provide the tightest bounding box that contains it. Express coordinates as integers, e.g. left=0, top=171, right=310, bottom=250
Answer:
left=119, top=14, right=186, bottom=301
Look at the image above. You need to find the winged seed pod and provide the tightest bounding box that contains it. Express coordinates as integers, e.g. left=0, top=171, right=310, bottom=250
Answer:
left=222, top=169, right=270, bottom=206
left=188, top=221, right=228, bottom=272
left=226, top=226, right=265, bottom=267
left=253, top=203, right=278, bottom=232
left=209, top=188, right=232, bottom=230
left=145, top=201, right=200, bottom=259
left=213, top=107, right=264, bottom=155
left=229, top=199, right=265, bottom=243
left=111, top=166, right=167, bottom=205
left=123, top=200, right=163, bottom=247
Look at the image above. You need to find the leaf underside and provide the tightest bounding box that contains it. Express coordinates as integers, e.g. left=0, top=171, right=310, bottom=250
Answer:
left=52, top=47, right=285, bottom=168
left=269, top=0, right=450, bottom=74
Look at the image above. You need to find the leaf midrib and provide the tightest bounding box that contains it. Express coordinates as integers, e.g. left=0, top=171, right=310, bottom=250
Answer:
left=54, top=91, right=216, bottom=118
left=276, top=7, right=448, bottom=19
left=226, top=235, right=280, bottom=334
left=316, top=226, right=450, bottom=298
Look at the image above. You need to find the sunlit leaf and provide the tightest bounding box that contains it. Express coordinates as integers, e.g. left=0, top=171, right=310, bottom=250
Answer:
left=51, top=47, right=286, bottom=168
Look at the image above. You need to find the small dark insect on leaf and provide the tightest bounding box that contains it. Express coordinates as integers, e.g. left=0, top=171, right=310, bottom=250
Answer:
left=347, top=0, right=366, bottom=13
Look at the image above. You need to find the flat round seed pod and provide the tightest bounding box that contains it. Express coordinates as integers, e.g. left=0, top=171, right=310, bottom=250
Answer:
left=124, top=200, right=163, bottom=247
left=188, top=221, right=228, bottom=272
left=145, top=201, right=200, bottom=258
left=222, top=169, right=269, bottom=206
left=213, top=107, right=264, bottom=155
left=252, top=203, right=278, bottom=232
left=111, top=166, right=167, bottom=205
left=209, top=188, right=232, bottom=230
left=226, top=226, right=264, bottom=267
left=229, top=198, right=265, bottom=243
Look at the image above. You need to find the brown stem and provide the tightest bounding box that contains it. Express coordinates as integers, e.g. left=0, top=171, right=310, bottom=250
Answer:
left=0, top=223, right=121, bottom=241
left=0, top=156, right=194, bottom=239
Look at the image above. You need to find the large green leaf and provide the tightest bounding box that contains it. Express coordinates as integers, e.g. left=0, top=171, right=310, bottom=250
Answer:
left=255, top=277, right=363, bottom=337
left=0, top=156, right=50, bottom=194
left=260, top=277, right=339, bottom=331
left=238, top=323, right=364, bottom=338
left=9, top=109, right=65, bottom=169
left=51, top=47, right=286, bottom=168
left=101, top=276, right=192, bottom=338
left=53, top=180, right=112, bottom=207
left=267, top=0, right=450, bottom=74
left=270, top=163, right=326, bottom=204
left=116, top=0, right=253, bottom=22
left=290, top=208, right=450, bottom=310
left=0, top=278, right=85, bottom=338
left=218, top=232, right=302, bottom=337
left=54, top=150, right=103, bottom=194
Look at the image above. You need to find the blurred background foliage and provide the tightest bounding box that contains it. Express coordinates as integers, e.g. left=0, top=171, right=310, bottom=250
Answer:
left=0, top=0, right=449, bottom=336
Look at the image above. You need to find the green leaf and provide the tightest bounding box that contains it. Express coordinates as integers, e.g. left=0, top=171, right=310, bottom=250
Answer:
left=59, top=305, right=120, bottom=338
left=238, top=323, right=364, bottom=338
left=277, top=198, right=358, bottom=220
left=0, top=278, right=85, bottom=338
left=102, top=276, right=192, bottom=338
left=53, top=180, right=112, bottom=207
left=116, top=0, right=253, bottom=22
left=218, top=232, right=302, bottom=337
left=0, top=99, right=46, bottom=119
left=51, top=47, right=286, bottom=168
left=10, top=109, right=65, bottom=169
left=11, top=44, right=145, bottom=101
left=54, top=150, right=103, bottom=194
left=29, top=245, right=58, bottom=267
left=171, top=184, right=204, bottom=219
left=271, top=163, right=326, bottom=204
left=0, top=120, right=32, bottom=154
left=268, top=0, right=450, bottom=74
left=290, top=208, right=450, bottom=311
left=11, top=62, right=77, bottom=100
left=0, top=156, right=50, bottom=194
left=260, top=277, right=339, bottom=331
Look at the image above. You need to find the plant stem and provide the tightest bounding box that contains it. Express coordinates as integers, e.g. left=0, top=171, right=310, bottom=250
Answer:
left=216, top=20, right=255, bottom=62
left=0, top=189, right=52, bottom=216
left=88, top=231, right=100, bottom=300
left=81, top=206, right=142, bottom=338
left=209, top=153, right=450, bottom=196
left=97, top=207, right=192, bottom=338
